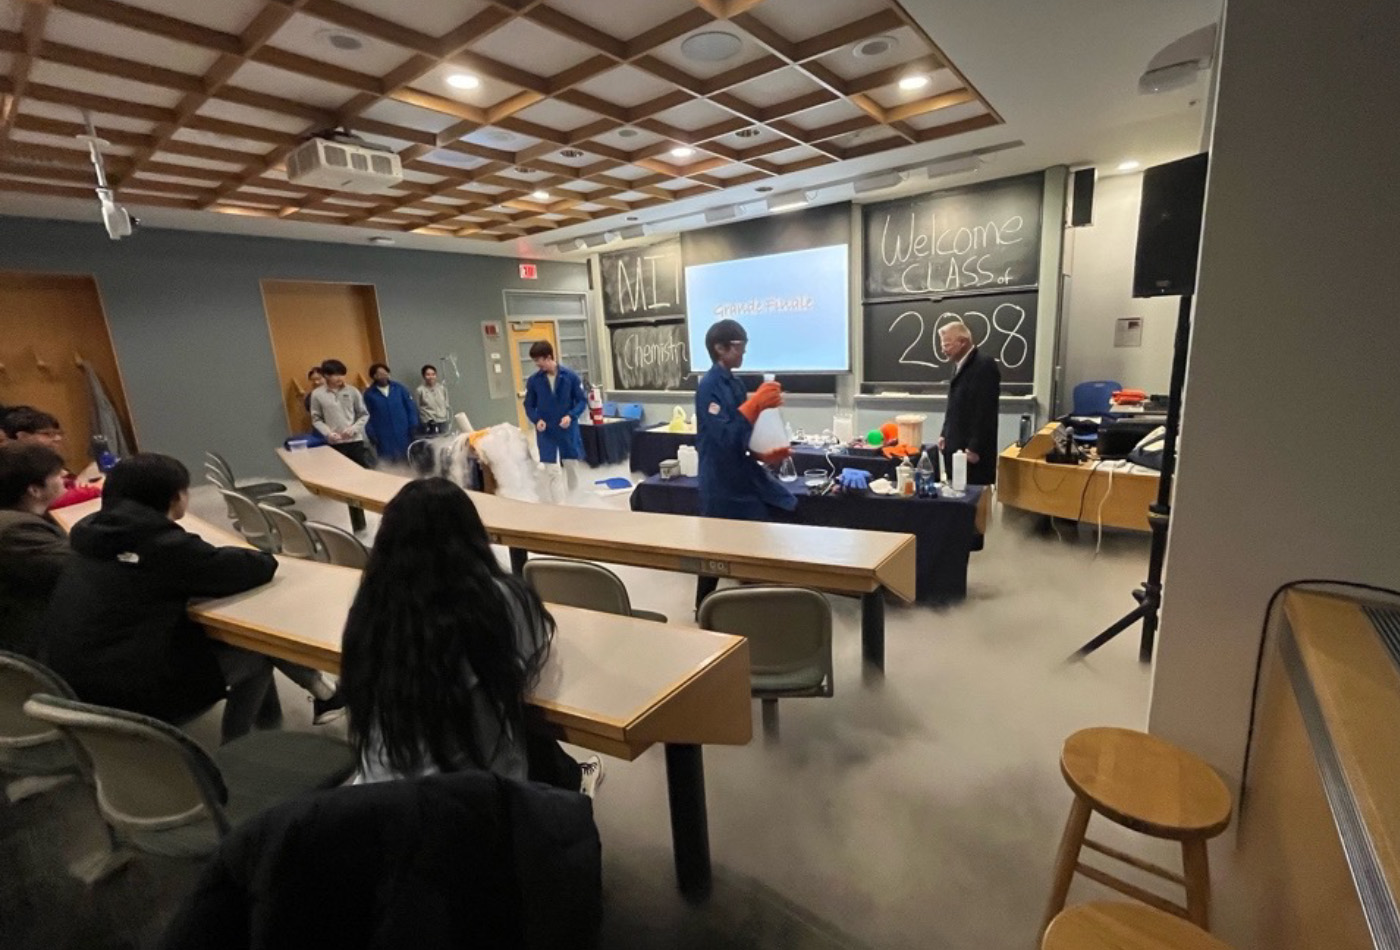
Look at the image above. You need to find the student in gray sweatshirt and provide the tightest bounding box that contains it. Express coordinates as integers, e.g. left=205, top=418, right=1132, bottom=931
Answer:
left=309, top=359, right=371, bottom=468
left=415, top=364, right=451, bottom=436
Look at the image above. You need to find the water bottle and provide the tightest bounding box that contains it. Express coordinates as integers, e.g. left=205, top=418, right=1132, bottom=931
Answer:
left=90, top=434, right=117, bottom=473
left=896, top=456, right=915, bottom=496
left=1018, top=413, right=1032, bottom=447
left=951, top=450, right=968, bottom=491
left=915, top=450, right=936, bottom=497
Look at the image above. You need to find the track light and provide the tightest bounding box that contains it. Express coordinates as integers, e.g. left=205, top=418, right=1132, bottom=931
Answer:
left=765, top=191, right=809, bottom=213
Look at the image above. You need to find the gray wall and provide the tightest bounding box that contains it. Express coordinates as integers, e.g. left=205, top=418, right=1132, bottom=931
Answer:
left=0, top=216, right=588, bottom=477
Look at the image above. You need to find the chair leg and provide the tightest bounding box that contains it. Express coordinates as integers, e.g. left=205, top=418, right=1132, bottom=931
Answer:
left=760, top=699, right=779, bottom=740
left=1181, top=837, right=1212, bottom=930
left=1042, top=795, right=1092, bottom=936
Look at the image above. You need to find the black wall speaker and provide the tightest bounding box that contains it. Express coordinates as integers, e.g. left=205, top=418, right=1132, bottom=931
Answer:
left=1132, top=152, right=1209, bottom=298
left=1070, top=167, right=1096, bottom=227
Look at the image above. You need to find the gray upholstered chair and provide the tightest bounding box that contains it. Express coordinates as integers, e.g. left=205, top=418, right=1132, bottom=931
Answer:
left=0, top=651, right=80, bottom=803
left=260, top=503, right=321, bottom=560
left=205, top=451, right=288, bottom=497
left=523, top=558, right=667, bottom=623
left=218, top=490, right=280, bottom=553
left=306, top=521, right=369, bottom=569
left=23, top=693, right=356, bottom=859
left=698, top=587, right=833, bottom=739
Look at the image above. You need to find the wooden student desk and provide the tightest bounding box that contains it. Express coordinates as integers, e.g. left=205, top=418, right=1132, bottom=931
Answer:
left=278, top=445, right=917, bottom=668
left=996, top=424, right=1160, bottom=531
left=51, top=499, right=750, bottom=896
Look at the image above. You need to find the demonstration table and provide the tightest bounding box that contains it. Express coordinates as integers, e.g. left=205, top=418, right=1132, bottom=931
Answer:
left=630, top=475, right=984, bottom=603
left=51, top=498, right=751, bottom=898
left=579, top=417, right=639, bottom=467
left=279, top=446, right=917, bottom=668
left=629, top=425, right=935, bottom=482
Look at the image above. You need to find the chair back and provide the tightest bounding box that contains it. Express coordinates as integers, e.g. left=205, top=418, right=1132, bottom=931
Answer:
left=1071, top=380, right=1122, bottom=417
left=261, top=504, right=318, bottom=559
left=699, top=587, right=833, bottom=697
left=204, top=464, right=233, bottom=491
left=620, top=403, right=644, bottom=422
left=22, top=693, right=230, bottom=835
left=218, top=490, right=279, bottom=553
left=0, top=651, right=77, bottom=752
left=523, top=558, right=634, bottom=616
left=205, top=451, right=236, bottom=484
left=307, top=521, right=369, bottom=569
left=603, top=400, right=618, bottom=418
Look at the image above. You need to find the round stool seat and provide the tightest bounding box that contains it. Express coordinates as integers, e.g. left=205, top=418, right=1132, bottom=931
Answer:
left=1044, top=902, right=1233, bottom=949
left=1061, top=727, right=1231, bottom=839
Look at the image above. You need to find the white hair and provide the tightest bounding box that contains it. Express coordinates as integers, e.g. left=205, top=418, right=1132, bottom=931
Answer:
left=937, top=321, right=973, bottom=341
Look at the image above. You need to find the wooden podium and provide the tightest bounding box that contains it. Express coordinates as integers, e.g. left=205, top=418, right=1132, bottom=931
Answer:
left=996, top=424, right=1159, bottom=531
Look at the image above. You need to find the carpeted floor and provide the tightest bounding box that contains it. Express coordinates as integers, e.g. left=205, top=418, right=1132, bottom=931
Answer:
left=1, top=469, right=1157, bottom=949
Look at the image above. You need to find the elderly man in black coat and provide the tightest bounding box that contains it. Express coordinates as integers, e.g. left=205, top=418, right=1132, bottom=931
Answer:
left=938, top=321, right=1002, bottom=485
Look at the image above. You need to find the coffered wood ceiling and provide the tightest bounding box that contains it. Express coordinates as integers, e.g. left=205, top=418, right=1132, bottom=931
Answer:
left=0, top=0, right=1001, bottom=242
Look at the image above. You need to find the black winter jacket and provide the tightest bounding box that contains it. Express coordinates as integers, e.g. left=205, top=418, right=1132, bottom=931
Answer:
left=42, top=499, right=276, bottom=724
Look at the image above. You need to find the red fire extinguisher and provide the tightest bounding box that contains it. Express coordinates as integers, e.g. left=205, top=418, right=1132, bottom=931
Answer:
left=587, top=384, right=604, bottom=425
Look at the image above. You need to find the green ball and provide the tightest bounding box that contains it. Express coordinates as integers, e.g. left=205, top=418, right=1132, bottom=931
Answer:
left=866, top=429, right=884, bottom=446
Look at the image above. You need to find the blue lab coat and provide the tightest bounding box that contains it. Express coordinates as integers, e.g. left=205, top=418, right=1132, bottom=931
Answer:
left=364, top=380, right=419, bottom=462
left=523, top=365, right=587, bottom=463
left=695, top=363, right=796, bottom=521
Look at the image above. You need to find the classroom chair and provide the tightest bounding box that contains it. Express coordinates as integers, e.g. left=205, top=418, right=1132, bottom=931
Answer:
left=1069, top=380, right=1122, bottom=445
left=698, top=587, right=833, bottom=740
left=603, top=400, right=619, bottom=418
left=219, top=490, right=281, bottom=553
left=205, top=464, right=297, bottom=508
left=23, top=693, right=356, bottom=859
left=619, top=403, right=644, bottom=422
left=306, top=521, right=369, bottom=569
left=205, top=451, right=289, bottom=498
left=522, top=558, right=667, bottom=623
left=259, top=504, right=322, bottom=560
left=1042, top=902, right=1235, bottom=950
left=1042, top=727, right=1233, bottom=938
left=0, top=651, right=81, bottom=804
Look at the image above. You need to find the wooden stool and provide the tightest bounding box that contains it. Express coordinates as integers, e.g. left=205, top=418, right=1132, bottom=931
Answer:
left=1043, top=902, right=1235, bottom=949
left=1042, top=727, right=1232, bottom=936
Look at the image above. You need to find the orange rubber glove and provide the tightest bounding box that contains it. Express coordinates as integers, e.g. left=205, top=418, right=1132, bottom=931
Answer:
left=738, top=381, right=784, bottom=424
left=757, top=446, right=792, bottom=466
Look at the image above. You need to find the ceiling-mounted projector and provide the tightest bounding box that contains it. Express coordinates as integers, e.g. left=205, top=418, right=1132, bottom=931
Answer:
left=1139, top=24, right=1217, bottom=94
left=287, top=130, right=403, bottom=193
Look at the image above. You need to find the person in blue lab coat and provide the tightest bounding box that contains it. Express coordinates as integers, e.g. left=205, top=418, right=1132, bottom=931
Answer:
left=363, top=363, right=419, bottom=463
left=522, top=341, right=587, bottom=494
left=693, top=318, right=795, bottom=608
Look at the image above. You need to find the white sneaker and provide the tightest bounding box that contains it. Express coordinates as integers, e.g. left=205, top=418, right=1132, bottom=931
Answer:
left=578, top=755, right=605, bottom=799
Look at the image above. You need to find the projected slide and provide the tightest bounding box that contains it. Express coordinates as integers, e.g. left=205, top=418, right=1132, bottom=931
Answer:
left=686, top=244, right=850, bottom=372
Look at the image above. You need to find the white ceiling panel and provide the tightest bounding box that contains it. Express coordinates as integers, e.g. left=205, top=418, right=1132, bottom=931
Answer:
left=572, top=65, right=675, bottom=109
left=461, top=127, right=540, bottom=151
left=785, top=99, right=867, bottom=132
left=361, top=99, right=464, bottom=134
left=196, top=100, right=311, bottom=135
left=414, top=63, right=524, bottom=110
left=544, top=0, right=696, bottom=41
left=649, top=99, right=734, bottom=133
left=467, top=19, right=598, bottom=76
left=512, top=99, right=603, bottom=133
left=118, top=0, right=264, bottom=34
left=726, top=68, right=826, bottom=110
left=587, top=127, right=665, bottom=151
left=19, top=99, right=156, bottom=135
left=170, top=128, right=276, bottom=156
left=747, top=0, right=890, bottom=41
left=867, top=70, right=967, bottom=108
left=224, top=62, right=356, bottom=110
left=268, top=13, right=416, bottom=76
left=12, top=129, right=135, bottom=157
left=811, top=27, right=935, bottom=81
left=149, top=151, right=246, bottom=173
left=905, top=101, right=989, bottom=131
left=44, top=8, right=220, bottom=77
left=330, top=0, right=492, bottom=38
left=649, top=26, right=770, bottom=82
left=27, top=61, right=185, bottom=109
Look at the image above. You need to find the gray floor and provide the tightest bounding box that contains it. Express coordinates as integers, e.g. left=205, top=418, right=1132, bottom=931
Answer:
left=2, top=467, right=1159, bottom=949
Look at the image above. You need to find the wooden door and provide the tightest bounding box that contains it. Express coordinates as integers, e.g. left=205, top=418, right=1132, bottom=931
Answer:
left=261, top=281, right=387, bottom=434
left=507, top=321, right=559, bottom=432
left=0, top=271, right=136, bottom=472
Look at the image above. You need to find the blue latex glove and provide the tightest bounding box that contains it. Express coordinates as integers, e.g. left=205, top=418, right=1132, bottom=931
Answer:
left=839, top=468, right=871, bottom=490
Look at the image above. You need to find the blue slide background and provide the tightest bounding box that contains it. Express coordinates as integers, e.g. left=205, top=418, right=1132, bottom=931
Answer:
left=685, top=244, right=849, bottom=372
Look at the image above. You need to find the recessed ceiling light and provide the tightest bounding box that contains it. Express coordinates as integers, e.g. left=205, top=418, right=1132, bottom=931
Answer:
left=1117, top=160, right=1141, bottom=171
left=514, top=165, right=535, bottom=174
left=853, top=35, right=899, bottom=59
left=680, top=31, right=743, bottom=63
left=483, top=130, right=514, bottom=144
left=735, top=128, right=760, bottom=138
left=755, top=185, right=774, bottom=193
left=532, top=190, right=550, bottom=200
left=368, top=236, right=395, bottom=245
left=617, top=128, right=639, bottom=139
left=316, top=28, right=364, bottom=52
left=626, top=216, right=639, bottom=222
left=670, top=146, right=694, bottom=158
left=559, top=148, right=584, bottom=158
left=898, top=75, right=930, bottom=91
left=447, top=73, right=480, bottom=90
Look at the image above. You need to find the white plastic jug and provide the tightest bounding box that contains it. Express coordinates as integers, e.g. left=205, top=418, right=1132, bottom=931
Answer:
left=747, top=374, right=788, bottom=455
left=677, top=444, right=699, bottom=477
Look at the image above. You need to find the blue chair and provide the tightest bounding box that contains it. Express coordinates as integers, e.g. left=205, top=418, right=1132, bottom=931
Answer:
left=620, top=403, right=644, bottom=422
left=1069, top=380, right=1121, bottom=444
left=603, top=401, right=618, bottom=418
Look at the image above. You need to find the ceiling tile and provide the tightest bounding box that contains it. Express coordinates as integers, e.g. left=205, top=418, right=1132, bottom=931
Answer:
left=512, top=99, right=604, bottom=133
left=43, top=8, right=221, bottom=78
left=744, top=0, right=890, bottom=42
left=648, top=26, right=770, bottom=82
left=543, top=0, right=697, bottom=40
left=400, top=168, right=448, bottom=184
left=225, top=62, right=358, bottom=110
left=196, top=100, right=312, bottom=136
left=587, top=127, right=665, bottom=151
left=866, top=69, right=966, bottom=108
left=331, top=0, right=493, bottom=38
left=571, top=65, right=675, bottom=109
left=360, top=99, right=465, bottom=135
left=170, top=127, right=275, bottom=157
left=12, top=130, right=135, bottom=157
left=725, top=67, right=825, bottom=110
left=904, top=101, right=989, bottom=130
left=811, top=26, right=934, bottom=81
left=784, top=99, right=866, bottom=132
left=26, top=61, right=182, bottom=110
left=417, top=149, right=489, bottom=173
left=116, top=0, right=265, bottom=34
left=267, top=12, right=417, bottom=77
left=19, top=99, right=155, bottom=135
left=468, top=19, right=598, bottom=76
left=413, top=62, right=525, bottom=109
left=149, top=151, right=246, bottom=173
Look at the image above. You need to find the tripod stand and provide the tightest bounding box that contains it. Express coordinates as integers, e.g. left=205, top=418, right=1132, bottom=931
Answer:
left=1070, top=293, right=1193, bottom=663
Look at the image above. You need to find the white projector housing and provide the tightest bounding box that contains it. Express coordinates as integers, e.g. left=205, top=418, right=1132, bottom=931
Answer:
left=286, top=137, right=402, bottom=193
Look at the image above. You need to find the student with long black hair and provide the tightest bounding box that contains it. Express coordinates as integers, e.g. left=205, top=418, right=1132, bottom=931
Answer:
left=340, top=477, right=602, bottom=795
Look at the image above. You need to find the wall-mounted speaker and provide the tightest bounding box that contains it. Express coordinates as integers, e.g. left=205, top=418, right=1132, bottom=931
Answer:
left=1132, top=152, right=1209, bottom=297
left=1070, top=167, right=1096, bottom=227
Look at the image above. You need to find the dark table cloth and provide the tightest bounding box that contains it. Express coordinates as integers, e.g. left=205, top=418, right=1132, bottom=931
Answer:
left=629, top=425, right=940, bottom=482
left=629, top=475, right=983, bottom=603
left=579, top=418, right=639, bottom=468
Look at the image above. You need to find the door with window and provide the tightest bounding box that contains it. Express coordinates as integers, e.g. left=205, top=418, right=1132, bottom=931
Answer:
left=507, top=321, right=560, bottom=432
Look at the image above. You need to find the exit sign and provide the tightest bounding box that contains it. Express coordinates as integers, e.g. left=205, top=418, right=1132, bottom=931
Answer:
left=519, top=262, right=538, bottom=280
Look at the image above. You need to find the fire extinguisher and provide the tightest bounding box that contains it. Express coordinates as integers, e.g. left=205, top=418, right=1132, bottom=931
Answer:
left=587, top=384, right=604, bottom=425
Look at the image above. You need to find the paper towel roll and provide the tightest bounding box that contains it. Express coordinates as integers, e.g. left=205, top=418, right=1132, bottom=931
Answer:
left=453, top=412, right=473, bottom=434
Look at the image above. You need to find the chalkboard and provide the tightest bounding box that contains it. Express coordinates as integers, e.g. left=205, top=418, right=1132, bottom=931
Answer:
left=610, top=320, right=692, bottom=391
left=599, top=239, right=684, bottom=324
left=863, top=291, right=1037, bottom=390
left=862, top=173, right=1043, bottom=299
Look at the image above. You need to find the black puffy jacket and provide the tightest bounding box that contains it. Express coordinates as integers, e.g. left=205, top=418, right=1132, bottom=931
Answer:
left=42, top=499, right=276, bottom=724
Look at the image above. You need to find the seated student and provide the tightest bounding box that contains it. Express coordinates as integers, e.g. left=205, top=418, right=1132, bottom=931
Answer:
left=2, top=408, right=103, bottom=510
left=0, top=443, right=70, bottom=656
left=308, top=359, right=372, bottom=468
left=341, top=477, right=602, bottom=797
left=42, top=453, right=344, bottom=742
left=363, top=363, right=419, bottom=463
